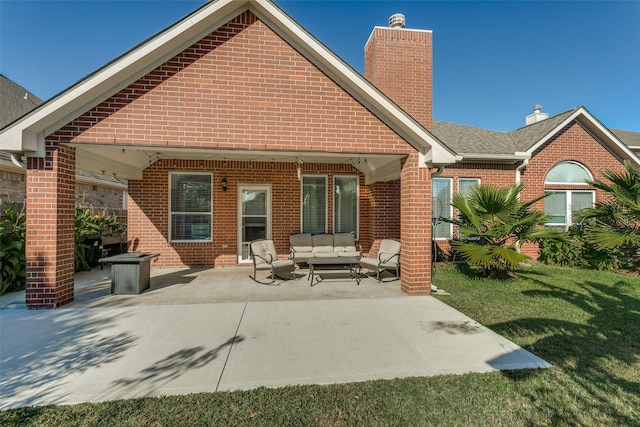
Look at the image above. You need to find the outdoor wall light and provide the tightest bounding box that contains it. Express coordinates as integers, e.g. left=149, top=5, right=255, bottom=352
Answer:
left=221, top=177, right=228, bottom=192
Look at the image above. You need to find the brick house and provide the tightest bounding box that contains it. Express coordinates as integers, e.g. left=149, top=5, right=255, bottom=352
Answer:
left=0, top=0, right=638, bottom=308
left=431, top=107, right=640, bottom=257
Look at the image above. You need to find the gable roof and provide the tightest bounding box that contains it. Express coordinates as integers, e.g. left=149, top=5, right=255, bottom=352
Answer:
left=433, top=106, right=640, bottom=166
left=0, top=0, right=455, bottom=168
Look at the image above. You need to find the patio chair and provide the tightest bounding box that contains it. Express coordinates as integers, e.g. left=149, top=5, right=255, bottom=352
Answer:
left=359, top=239, right=401, bottom=281
left=250, top=239, right=295, bottom=284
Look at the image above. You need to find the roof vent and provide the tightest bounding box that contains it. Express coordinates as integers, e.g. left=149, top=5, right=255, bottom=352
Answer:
left=526, top=104, right=549, bottom=125
left=389, top=14, right=406, bottom=28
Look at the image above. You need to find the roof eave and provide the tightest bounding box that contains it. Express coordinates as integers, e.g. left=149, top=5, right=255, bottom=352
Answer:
left=525, top=107, right=640, bottom=166
left=0, top=0, right=457, bottom=166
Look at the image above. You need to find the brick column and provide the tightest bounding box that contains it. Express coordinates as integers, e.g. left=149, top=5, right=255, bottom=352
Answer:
left=25, top=143, right=76, bottom=308
left=400, top=151, right=432, bottom=295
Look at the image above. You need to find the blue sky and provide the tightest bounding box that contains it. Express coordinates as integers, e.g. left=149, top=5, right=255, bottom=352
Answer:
left=1, top=0, right=638, bottom=132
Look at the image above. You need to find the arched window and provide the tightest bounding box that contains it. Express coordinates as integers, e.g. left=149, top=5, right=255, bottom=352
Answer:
left=545, top=161, right=592, bottom=184
left=543, top=162, right=594, bottom=230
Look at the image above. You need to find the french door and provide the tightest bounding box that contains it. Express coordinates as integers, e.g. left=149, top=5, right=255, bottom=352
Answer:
left=238, top=185, right=272, bottom=263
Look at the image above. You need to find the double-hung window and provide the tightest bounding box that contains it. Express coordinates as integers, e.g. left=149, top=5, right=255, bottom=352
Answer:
left=458, top=178, right=480, bottom=196
left=432, top=178, right=452, bottom=239
left=169, top=172, right=212, bottom=242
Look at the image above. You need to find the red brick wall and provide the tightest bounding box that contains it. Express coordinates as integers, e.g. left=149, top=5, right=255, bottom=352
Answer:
left=522, top=122, right=626, bottom=206
left=365, top=27, right=433, bottom=130
left=69, top=12, right=412, bottom=157
left=365, top=180, right=401, bottom=256
left=25, top=144, right=76, bottom=308
left=128, top=159, right=371, bottom=268
left=400, top=152, right=432, bottom=295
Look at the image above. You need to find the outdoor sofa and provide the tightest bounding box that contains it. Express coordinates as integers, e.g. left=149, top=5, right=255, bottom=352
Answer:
left=289, top=233, right=362, bottom=261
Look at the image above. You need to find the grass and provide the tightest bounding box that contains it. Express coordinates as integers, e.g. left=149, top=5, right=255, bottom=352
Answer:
left=2, top=263, right=639, bottom=426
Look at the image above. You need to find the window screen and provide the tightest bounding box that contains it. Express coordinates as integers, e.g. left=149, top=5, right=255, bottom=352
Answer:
left=170, top=173, right=212, bottom=241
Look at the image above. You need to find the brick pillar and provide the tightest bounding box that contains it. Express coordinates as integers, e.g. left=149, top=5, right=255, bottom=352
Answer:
left=25, top=143, right=76, bottom=308
left=400, top=151, right=432, bottom=295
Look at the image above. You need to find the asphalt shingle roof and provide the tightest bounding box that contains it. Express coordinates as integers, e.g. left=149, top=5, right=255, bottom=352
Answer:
left=0, top=74, right=43, bottom=129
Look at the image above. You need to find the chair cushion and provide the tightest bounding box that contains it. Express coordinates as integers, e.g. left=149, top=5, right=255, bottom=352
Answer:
left=250, top=240, right=278, bottom=265
left=333, top=233, right=357, bottom=252
left=359, top=257, right=380, bottom=269
left=379, top=239, right=401, bottom=256
left=290, top=233, right=313, bottom=253
left=337, top=251, right=361, bottom=258
left=312, top=234, right=334, bottom=253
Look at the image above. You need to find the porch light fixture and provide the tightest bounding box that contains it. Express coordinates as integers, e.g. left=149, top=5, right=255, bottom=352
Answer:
left=221, top=177, right=228, bottom=192
left=296, top=159, right=303, bottom=180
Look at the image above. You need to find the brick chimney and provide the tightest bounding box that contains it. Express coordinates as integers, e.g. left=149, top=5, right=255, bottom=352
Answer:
left=365, top=14, right=433, bottom=131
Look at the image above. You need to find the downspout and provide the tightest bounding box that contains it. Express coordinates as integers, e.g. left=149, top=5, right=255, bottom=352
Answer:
left=515, top=158, right=529, bottom=185
left=430, top=165, right=446, bottom=291
left=514, top=158, right=529, bottom=253
left=10, top=153, right=26, bottom=169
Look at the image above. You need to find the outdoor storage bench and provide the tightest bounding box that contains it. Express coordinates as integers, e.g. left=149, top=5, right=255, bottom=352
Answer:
left=289, top=233, right=362, bottom=261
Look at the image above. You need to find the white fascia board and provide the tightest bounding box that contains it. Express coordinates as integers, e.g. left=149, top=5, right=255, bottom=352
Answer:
left=526, top=107, right=640, bottom=166
left=458, top=152, right=531, bottom=162
left=0, top=0, right=243, bottom=155
left=252, top=0, right=456, bottom=165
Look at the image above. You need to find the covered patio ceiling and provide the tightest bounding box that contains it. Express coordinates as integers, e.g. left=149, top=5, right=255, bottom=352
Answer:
left=67, top=142, right=405, bottom=184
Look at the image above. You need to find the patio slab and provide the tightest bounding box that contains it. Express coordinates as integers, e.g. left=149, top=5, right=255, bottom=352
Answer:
left=0, top=266, right=551, bottom=409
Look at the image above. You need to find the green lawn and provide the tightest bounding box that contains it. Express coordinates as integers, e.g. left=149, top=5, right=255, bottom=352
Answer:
left=2, top=264, right=639, bottom=426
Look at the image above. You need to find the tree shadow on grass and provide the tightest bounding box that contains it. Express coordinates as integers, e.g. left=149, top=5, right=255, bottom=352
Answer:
left=489, top=273, right=640, bottom=425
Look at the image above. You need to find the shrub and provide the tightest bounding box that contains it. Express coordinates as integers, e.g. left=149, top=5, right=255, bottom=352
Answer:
left=0, top=200, right=26, bottom=295
left=74, top=206, right=124, bottom=271
left=539, top=225, right=619, bottom=271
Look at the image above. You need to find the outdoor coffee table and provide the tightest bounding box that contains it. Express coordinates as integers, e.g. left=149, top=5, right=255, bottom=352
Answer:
left=307, top=257, right=362, bottom=286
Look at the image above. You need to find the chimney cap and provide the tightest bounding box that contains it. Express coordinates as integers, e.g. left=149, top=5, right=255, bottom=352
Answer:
left=533, top=104, right=542, bottom=112
left=389, top=13, right=406, bottom=28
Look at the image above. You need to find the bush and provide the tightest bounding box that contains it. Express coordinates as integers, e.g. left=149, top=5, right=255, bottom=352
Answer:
left=539, top=225, right=619, bottom=271
left=0, top=200, right=26, bottom=295
left=75, top=206, right=124, bottom=271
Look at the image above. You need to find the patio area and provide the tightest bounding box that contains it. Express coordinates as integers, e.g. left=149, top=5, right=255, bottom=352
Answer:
left=0, top=264, right=552, bottom=409
left=1, top=265, right=408, bottom=310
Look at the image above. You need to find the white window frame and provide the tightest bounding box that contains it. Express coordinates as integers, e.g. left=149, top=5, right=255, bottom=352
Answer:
left=432, top=177, right=453, bottom=239
left=544, top=190, right=595, bottom=231
left=237, top=184, right=272, bottom=264
left=544, top=161, right=593, bottom=185
left=169, top=172, right=213, bottom=243
left=333, top=175, right=359, bottom=239
left=301, top=175, right=328, bottom=234
left=458, top=178, right=481, bottom=196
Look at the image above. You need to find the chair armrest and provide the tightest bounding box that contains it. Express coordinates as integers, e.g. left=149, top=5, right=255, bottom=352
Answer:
left=253, top=252, right=274, bottom=265
left=378, top=251, right=399, bottom=264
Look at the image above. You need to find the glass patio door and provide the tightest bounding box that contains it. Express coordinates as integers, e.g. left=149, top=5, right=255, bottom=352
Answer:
left=238, top=185, right=271, bottom=262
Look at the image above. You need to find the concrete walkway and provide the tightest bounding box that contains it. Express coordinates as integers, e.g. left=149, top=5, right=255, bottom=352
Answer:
left=0, top=268, right=551, bottom=409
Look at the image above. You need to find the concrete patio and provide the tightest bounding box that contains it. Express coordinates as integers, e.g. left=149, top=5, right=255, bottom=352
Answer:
left=0, top=266, right=551, bottom=409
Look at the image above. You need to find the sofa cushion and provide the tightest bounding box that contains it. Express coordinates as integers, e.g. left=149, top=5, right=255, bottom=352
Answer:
left=312, top=234, right=334, bottom=253
left=333, top=232, right=357, bottom=252
left=290, top=233, right=313, bottom=253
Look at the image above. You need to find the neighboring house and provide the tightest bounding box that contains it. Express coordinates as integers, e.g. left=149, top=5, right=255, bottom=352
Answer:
left=0, top=0, right=637, bottom=308
left=0, top=74, right=128, bottom=210
left=431, top=106, right=640, bottom=257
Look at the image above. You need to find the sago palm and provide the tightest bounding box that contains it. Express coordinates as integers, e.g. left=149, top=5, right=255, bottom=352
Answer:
left=441, top=184, right=560, bottom=279
left=577, top=161, right=640, bottom=271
